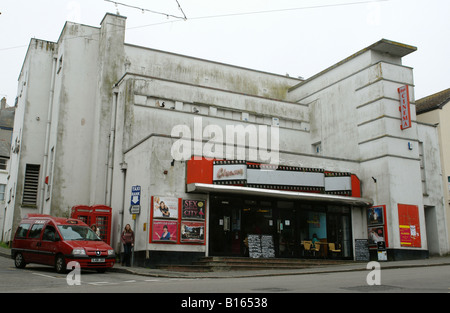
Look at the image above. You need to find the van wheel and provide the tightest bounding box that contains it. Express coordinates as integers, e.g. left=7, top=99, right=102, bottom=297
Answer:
left=14, top=252, right=26, bottom=269
left=55, top=255, right=67, bottom=274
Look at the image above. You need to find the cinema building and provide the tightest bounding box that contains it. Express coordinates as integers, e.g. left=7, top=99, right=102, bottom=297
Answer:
left=4, top=13, right=449, bottom=265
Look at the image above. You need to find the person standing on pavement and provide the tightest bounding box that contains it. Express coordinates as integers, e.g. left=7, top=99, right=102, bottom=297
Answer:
left=121, top=224, right=134, bottom=267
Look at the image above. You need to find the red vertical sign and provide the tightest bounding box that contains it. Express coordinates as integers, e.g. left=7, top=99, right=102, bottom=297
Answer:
left=398, top=204, right=421, bottom=248
left=398, top=85, right=412, bottom=130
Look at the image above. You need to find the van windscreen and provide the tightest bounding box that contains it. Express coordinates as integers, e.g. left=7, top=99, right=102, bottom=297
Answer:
left=57, top=225, right=101, bottom=241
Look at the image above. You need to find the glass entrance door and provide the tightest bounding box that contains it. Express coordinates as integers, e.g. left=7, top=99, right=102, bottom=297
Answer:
left=209, top=195, right=242, bottom=256
left=241, top=199, right=275, bottom=257
left=327, top=207, right=352, bottom=258
left=276, top=201, right=297, bottom=258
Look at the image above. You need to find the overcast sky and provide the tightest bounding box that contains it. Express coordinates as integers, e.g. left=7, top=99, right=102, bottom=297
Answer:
left=1, top=0, right=449, bottom=106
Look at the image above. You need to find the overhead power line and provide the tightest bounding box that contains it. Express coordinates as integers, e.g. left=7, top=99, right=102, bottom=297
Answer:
left=189, top=0, right=389, bottom=21
left=104, top=0, right=187, bottom=20
left=175, top=0, right=187, bottom=20
left=0, top=0, right=390, bottom=52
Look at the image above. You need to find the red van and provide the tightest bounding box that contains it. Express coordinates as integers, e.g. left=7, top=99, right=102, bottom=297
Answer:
left=11, top=214, right=115, bottom=273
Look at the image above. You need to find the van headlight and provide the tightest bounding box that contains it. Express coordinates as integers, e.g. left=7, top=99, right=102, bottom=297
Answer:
left=108, top=249, right=115, bottom=256
left=72, top=248, right=86, bottom=256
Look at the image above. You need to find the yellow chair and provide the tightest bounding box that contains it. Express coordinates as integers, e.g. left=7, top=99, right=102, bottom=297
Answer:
left=328, top=243, right=341, bottom=258
left=302, top=241, right=312, bottom=257
left=312, top=242, right=321, bottom=257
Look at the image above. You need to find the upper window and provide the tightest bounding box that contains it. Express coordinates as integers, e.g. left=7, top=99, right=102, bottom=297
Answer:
left=0, top=158, right=7, bottom=170
left=0, top=184, right=5, bottom=201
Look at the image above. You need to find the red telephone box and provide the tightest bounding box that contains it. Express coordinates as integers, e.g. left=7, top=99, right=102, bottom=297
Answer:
left=71, top=205, right=112, bottom=245
left=91, top=205, right=112, bottom=245
left=70, top=205, right=91, bottom=225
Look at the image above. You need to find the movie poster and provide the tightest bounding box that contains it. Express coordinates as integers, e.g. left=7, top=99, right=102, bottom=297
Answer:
left=153, top=196, right=178, bottom=219
left=367, top=205, right=385, bottom=226
left=182, top=199, right=206, bottom=220
left=152, top=220, right=178, bottom=242
left=368, top=226, right=385, bottom=245
left=180, top=221, right=205, bottom=243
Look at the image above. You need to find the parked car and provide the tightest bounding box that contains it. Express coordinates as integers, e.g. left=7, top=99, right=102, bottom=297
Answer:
left=11, top=214, right=115, bottom=273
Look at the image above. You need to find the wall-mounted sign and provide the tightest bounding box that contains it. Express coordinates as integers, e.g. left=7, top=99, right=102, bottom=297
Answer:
left=399, top=225, right=412, bottom=246
left=213, top=163, right=247, bottom=182
left=130, top=205, right=140, bottom=214
left=131, top=185, right=141, bottom=205
left=367, top=205, right=388, bottom=248
left=324, top=175, right=351, bottom=193
left=182, top=199, right=206, bottom=220
left=367, top=205, right=385, bottom=226
left=398, top=85, right=412, bottom=130
left=180, top=221, right=205, bottom=243
left=247, top=167, right=324, bottom=191
left=153, top=196, right=179, bottom=219
left=398, top=204, right=421, bottom=248
left=152, top=220, right=177, bottom=242
left=368, top=226, right=385, bottom=246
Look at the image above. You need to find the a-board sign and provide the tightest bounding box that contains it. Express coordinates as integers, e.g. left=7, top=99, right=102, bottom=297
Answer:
left=354, top=239, right=370, bottom=261
left=261, top=235, right=275, bottom=258
left=248, top=234, right=275, bottom=258
left=248, top=234, right=262, bottom=258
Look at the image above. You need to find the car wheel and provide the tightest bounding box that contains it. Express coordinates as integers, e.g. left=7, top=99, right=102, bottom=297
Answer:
left=14, top=252, right=26, bottom=269
left=55, top=254, right=67, bottom=274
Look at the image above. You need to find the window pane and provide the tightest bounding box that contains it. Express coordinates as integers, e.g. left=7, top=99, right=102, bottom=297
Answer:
left=28, top=224, right=44, bottom=239
left=15, top=223, right=31, bottom=238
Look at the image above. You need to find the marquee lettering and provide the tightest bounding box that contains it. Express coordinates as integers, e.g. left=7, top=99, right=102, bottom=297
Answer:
left=216, top=167, right=244, bottom=179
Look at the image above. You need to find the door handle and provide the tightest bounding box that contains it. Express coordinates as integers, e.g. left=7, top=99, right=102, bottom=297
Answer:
left=36, top=242, right=41, bottom=247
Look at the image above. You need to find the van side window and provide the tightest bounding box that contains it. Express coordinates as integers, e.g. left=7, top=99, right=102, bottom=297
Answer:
left=28, top=224, right=44, bottom=239
left=42, top=225, right=57, bottom=241
left=16, top=223, right=31, bottom=238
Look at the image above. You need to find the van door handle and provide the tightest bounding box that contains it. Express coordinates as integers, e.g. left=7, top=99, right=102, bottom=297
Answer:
left=36, top=242, right=41, bottom=247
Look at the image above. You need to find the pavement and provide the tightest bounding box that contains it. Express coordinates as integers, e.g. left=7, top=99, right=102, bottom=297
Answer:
left=2, top=245, right=450, bottom=279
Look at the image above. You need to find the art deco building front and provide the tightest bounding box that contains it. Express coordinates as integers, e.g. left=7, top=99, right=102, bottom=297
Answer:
left=3, top=13, right=448, bottom=264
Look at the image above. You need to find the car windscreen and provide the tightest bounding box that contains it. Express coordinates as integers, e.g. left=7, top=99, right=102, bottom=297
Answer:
left=57, top=225, right=101, bottom=241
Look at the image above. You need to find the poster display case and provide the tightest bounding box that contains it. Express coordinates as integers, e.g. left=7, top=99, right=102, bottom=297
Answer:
left=150, top=196, right=206, bottom=245
left=367, top=205, right=388, bottom=249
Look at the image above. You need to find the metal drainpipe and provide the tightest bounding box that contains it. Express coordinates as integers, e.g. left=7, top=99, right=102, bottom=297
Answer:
left=119, top=162, right=127, bottom=255
left=105, top=91, right=118, bottom=206
left=40, top=55, right=57, bottom=214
